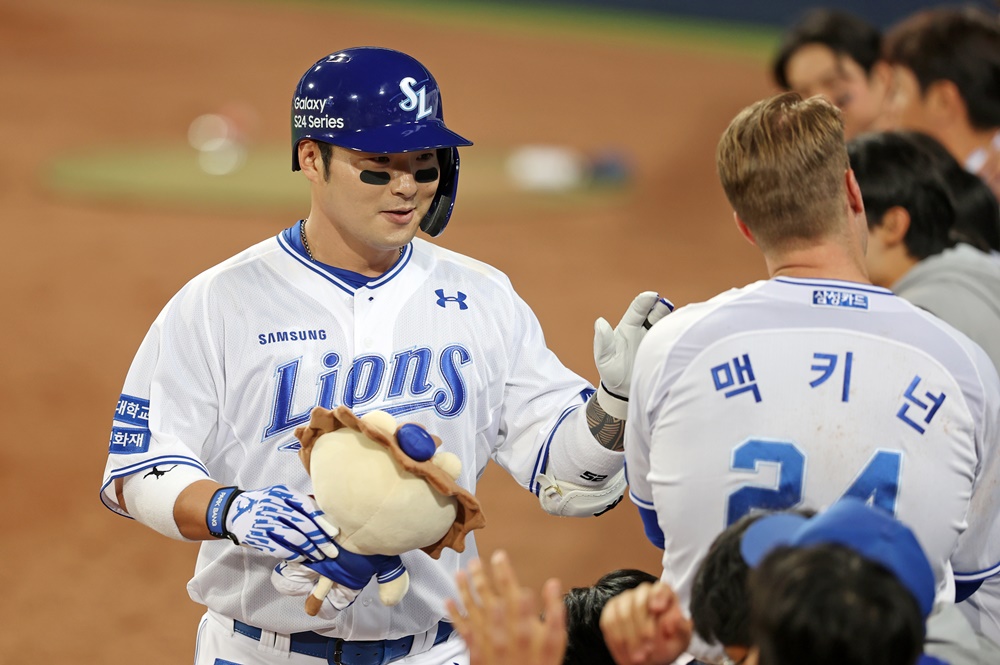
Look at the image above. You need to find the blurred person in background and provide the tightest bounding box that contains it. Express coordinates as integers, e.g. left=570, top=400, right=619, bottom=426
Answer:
left=848, top=130, right=1000, bottom=374
left=771, top=9, right=897, bottom=139
left=902, top=130, right=1000, bottom=254
left=883, top=6, right=1000, bottom=198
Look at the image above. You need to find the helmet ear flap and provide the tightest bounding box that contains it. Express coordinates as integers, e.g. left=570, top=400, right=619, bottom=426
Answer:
left=420, top=148, right=460, bottom=237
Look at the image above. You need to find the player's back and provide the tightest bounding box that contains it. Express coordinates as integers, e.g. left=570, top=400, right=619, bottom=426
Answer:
left=627, top=276, right=1000, bottom=612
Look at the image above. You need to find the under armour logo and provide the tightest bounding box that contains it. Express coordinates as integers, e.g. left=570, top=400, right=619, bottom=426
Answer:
left=594, top=495, right=624, bottom=517
left=435, top=289, right=468, bottom=310
left=143, top=465, right=177, bottom=479
left=399, top=77, right=433, bottom=120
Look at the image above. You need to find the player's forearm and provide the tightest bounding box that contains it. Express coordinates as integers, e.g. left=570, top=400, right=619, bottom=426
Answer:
left=534, top=404, right=627, bottom=517
left=586, top=393, right=625, bottom=452
left=174, top=479, right=225, bottom=540
left=545, top=404, right=624, bottom=485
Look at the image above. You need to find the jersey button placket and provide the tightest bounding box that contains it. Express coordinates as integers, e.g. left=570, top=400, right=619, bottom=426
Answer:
left=355, top=286, right=378, bottom=352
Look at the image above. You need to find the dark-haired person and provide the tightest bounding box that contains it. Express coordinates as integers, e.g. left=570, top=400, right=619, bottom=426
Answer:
left=742, top=498, right=937, bottom=665
left=902, top=130, right=1000, bottom=253
left=883, top=6, right=1000, bottom=196
left=772, top=9, right=896, bottom=139
left=564, top=569, right=660, bottom=665
left=687, top=513, right=763, bottom=665
left=602, top=506, right=1000, bottom=665
left=848, top=130, right=1000, bottom=381
left=694, top=505, right=1000, bottom=665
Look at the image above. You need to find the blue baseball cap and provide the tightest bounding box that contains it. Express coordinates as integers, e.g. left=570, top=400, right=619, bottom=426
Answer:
left=740, top=497, right=936, bottom=618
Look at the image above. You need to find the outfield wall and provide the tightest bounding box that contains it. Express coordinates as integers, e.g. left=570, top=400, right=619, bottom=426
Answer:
left=488, top=0, right=994, bottom=30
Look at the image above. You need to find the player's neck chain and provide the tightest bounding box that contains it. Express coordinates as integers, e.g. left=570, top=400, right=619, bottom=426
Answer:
left=299, top=220, right=316, bottom=261
left=299, top=220, right=404, bottom=263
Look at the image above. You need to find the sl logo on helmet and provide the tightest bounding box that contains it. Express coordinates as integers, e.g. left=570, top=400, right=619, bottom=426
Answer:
left=399, top=77, right=433, bottom=120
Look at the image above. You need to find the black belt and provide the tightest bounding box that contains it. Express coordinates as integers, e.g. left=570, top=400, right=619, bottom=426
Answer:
left=233, top=619, right=453, bottom=665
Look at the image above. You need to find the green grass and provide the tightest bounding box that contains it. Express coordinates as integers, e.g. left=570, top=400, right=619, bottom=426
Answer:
left=47, top=145, right=306, bottom=211
left=46, top=144, right=630, bottom=214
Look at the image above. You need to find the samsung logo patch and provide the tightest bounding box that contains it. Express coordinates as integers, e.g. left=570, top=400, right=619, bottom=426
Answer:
left=258, top=329, right=328, bottom=345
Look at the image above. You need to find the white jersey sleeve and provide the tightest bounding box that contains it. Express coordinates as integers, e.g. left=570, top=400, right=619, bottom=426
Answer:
left=486, top=287, right=600, bottom=493
left=101, top=282, right=221, bottom=515
left=951, top=340, right=1000, bottom=584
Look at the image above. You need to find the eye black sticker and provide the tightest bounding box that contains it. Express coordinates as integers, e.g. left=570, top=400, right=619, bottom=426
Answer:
left=360, top=170, right=392, bottom=185
left=415, top=168, right=439, bottom=183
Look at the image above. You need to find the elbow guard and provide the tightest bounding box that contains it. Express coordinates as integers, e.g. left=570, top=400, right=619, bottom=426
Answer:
left=536, top=468, right=626, bottom=517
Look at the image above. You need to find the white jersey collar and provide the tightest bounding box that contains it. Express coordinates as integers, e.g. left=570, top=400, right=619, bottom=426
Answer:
left=773, top=276, right=893, bottom=295
left=276, top=231, right=414, bottom=295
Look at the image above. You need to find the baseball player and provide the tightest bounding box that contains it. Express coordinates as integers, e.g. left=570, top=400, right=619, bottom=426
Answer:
left=99, top=46, right=671, bottom=665
left=624, top=93, right=1000, bottom=662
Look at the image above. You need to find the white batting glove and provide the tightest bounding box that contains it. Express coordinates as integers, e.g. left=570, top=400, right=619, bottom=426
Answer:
left=220, top=485, right=340, bottom=562
left=594, top=292, right=674, bottom=420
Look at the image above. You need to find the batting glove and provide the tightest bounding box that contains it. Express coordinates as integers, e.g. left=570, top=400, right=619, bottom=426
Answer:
left=594, top=292, right=674, bottom=420
left=209, top=484, right=340, bottom=562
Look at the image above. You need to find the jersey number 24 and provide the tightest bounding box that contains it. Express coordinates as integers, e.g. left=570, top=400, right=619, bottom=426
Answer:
left=725, top=439, right=901, bottom=526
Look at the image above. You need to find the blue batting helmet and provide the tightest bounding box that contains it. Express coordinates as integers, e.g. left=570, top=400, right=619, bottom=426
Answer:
left=291, top=47, right=473, bottom=237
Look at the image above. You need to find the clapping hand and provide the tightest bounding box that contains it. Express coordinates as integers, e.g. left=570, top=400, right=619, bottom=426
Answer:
left=447, top=550, right=567, bottom=665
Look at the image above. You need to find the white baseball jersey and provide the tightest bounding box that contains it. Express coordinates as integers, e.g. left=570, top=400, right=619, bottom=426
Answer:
left=100, top=223, right=620, bottom=639
left=626, top=277, right=1000, bottom=645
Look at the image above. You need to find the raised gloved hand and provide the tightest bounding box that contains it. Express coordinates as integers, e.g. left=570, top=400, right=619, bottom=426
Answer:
left=594, top=292, right=674, bottom=420
left=207, top=484, right=340, bottom=562
left=271, top=562, right=361, bottom=620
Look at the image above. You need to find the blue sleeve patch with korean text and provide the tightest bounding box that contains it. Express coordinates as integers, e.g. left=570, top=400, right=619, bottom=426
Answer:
left=114, top=394, right=150, bottom=427
left=109, top=426, right=151, bottom=454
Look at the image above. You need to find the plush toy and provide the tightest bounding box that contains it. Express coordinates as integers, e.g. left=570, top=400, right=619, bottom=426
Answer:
left=292, top=405, right=486, bottom=615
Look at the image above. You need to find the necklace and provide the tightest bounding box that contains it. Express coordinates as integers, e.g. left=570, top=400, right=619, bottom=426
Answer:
left=299, top=220, right=315, bottom=261
left=299, top=220, right=405, bottom=263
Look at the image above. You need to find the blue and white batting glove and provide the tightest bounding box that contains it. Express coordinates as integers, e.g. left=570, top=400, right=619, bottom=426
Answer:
left=593, top=292, right=674, bottom=420
left=207, top=484, right=340, bottom=562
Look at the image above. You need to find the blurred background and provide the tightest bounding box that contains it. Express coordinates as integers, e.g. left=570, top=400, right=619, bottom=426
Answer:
left=515, top=0, right=989, bottom=28
left=0, top=0, right=992, bottom=663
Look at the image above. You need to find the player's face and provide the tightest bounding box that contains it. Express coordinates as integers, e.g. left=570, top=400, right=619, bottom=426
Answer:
left=316, top=146, right=440, bottom=263
left=889, top=65, right=941, bottom=140
left=784, top=44, right=887, bottom=140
